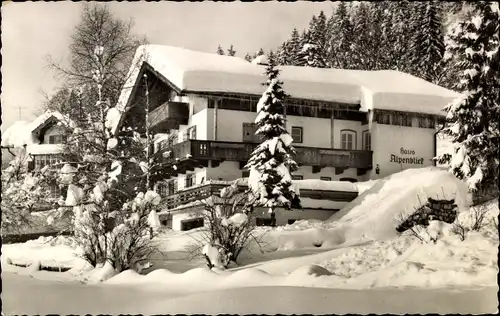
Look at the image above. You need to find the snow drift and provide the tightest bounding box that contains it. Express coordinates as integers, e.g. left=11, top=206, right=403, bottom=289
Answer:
left=327, top=167, right=470, bottom=241
left=268, top=167, right=469, bottom=249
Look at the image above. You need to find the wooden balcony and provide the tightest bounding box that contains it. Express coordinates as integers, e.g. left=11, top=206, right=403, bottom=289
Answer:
left=148, top=101, right=189, bottom=133
left=162, top=140, right=372, bottom=171
left=163, top=181, right=358, bottom=210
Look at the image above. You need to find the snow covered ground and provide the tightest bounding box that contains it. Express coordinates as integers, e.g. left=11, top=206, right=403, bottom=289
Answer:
left=2, top=167, right=498, bottom=314
left=3, top=272, right=497, bottom=315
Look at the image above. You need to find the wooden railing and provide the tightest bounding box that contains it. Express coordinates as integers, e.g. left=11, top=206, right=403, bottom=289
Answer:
left=163, top=140, right=372, bottom=169
left=162, top=182, right=358, bottom=209
left=148, top=101, right=189, bottom=129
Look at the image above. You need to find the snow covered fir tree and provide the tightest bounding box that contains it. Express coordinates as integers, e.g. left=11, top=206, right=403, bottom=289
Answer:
left=1, top=2, right=499, bottom=314
left=246, top=64, right=301, bottom=224
left=439, top=1, right=499, bottom=198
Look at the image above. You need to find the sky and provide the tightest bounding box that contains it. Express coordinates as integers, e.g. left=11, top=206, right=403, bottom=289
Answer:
left=1, top=1, right=335, bottom=132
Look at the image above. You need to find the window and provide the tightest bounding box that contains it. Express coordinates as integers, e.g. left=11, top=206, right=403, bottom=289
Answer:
left=292, top=175, right=303, bottom=180
left=181, top=218, right=204, bottom=231
left=242, top=170, right=250, bottom=178
left=167, top=180, right=175, bottom=195
left=362, top=131, right=371, bottom=151
left=219, top=98, right=243, bottom=111
left=391, top=114, right=402, bottom=126
left=340, top=130, right=356, bottom=150
left=33, top=154, right=62, bottom=170
left=375, top=112, right=390, bottom=124
left=428, top=118, right=435, bottom=129
left=418, top=116, right=430, bottom=128
left=287, top=219, right=297, bottom=225
left=256, top=218, right=274, bottom=227
left=185, top=174, right=195, bottom=188
left=401, top=115, right=412, bottom=127
left=207, top=98, right=216, bottom=108
left=291, top=126, right=303, bottom=143
left=48, top=135, right=67, bottom=144
left=157, top=182, right=168, bottom=197
left=320, top=177, right=332, bottom=181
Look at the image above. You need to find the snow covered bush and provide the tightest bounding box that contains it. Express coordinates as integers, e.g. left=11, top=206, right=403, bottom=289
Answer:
left=191, top=180, right=261, bottom=269
left=1, top=154, right=59, bottom=234
left=103, top=191, right=162, bottom=272
left=245, top=63, right=301, bottom=219
left=70, top=171, right=163, bottom=272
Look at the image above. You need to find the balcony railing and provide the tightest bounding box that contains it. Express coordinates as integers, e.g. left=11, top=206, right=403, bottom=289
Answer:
left=148, top=101, right=189, bottom=132
left=162, top=181, right=358, bottom=210
left=162, top=140, right=372, bottom=169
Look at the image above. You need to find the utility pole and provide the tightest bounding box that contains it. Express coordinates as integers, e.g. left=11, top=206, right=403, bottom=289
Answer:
left=16, top=105, right=28, bottom=120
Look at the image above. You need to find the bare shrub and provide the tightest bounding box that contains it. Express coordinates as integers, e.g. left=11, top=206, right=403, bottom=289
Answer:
left=469, top=204, right=489, bottom=231
left=449, top=204, right=491, bottom=241
left=188, top=180, right=267, bottom=269
left=450, top=222, right=468, bottom=241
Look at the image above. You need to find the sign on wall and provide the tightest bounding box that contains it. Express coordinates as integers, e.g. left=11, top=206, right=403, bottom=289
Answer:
left=390, top=147, right=425, bottom=165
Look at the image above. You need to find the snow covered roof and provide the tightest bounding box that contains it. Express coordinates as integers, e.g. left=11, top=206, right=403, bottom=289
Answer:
left=26, top=144, right=65, bottom=155
left=1, top=111, right=74, bottom=148
left=1, top=121, right=33, bottom=147
left=114, top=45, right=459, bottom=132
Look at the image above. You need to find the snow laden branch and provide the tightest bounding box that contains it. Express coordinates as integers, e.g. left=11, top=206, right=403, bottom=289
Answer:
left=66, top=164, right=164, bottom=271
left=189, top=180, right=266, bottom=269
left=1, top=155, right=62, bottom=234
left=245, top=64, right=301, bottom=218
left=439, top=2, right=499, bottom=195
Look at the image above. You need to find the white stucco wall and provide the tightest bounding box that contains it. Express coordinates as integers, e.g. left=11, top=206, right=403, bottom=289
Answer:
left=369, top=123, right=436, bottom=179
left=206, top=161, right=243, bottom=181
left=190, top=110, right=209, bottom=141
left=216, top=109, right=255, bottom=142
left=285, top=116, right=331, bottom=148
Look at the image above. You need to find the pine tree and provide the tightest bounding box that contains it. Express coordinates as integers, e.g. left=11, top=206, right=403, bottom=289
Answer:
left=411, top=1, right=446, bottom=82
left=379, top=1, right=397, bottom=69
left=328, top=2, right=355, bottom=68
left=276, top=42, right=289, bottom=65
left=244, top=53, right=253, bottom=62
left=268, top=49, right=277, bottom=67
left=392, top=1, right=421, bottom=73
left=227, top=44, right=236, bottom=56
left=440, top=2, right=499, bottom=193
left=216, top=45, right=225, bottom=55
left=351, top=2, right=373, bottom=69
left=246, top=65, right=301, bottom=218
left=368, top=2, right=387, bottom=70
left=296, top=43, right=328, bottom=68
left=287, top=28, right=302, bottom=65
left=305, top=11, right=329, bottom=66
left=313, top=11, right=329, bottom=53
